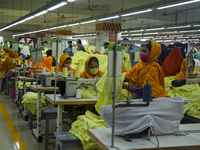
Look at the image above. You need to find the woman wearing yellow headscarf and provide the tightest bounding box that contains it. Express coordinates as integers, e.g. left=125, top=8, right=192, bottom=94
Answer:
left=80, top=56, right=104, bottom=78
left=123, top=40, right=168, bottom=99
left=58, top=54, right=76, bottom=77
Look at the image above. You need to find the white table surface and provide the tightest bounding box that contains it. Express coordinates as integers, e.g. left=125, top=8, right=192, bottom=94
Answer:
left=88, top=123, right=200, bottom=150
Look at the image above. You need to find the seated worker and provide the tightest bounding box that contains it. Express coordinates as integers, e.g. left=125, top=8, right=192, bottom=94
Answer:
left=80, top=56, right=104, bottom=78
left=63, top=41, right=73, bottom=56
left=0, top=50, right=15, bottom=92
left=162, top=47, right=184, bottom=77
left=1, top=48, right=11, bottom=59
left=123, top=40, right=168, bottom=99
left=77, top=39, right=86, bottom=52
left=46, top=50, right=57, bottom=66
left=16, top=48, right=23, bottom=64
left=58, top=55, right=76, bottom=77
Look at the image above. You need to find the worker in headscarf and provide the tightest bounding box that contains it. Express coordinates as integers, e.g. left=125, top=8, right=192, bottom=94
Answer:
left=58, top=55, right=76, bottom=77
left=162, top=47, right=184, bottom=77
left=123, top=40, right=168, bottom=99
left=0, top=50, right=15, bottom=92
left=80, top=56, right=104, bottom=78
left=63, top=41, right=73, bottom=56
left=77, top=39, right=86, bottom=52
left=46, top=50, right=57, bottom=66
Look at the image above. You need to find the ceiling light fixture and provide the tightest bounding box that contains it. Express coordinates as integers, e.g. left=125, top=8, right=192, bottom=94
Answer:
left=98, top=15, right=119, bottom=21
left=167, top=25, right=190, bottom=29
left=34, top=10, right=48, bottom=17
left=146, top=27, right=164, bottom=31
left=130, top=33, right=143, bottom=36
left=67, top=23, right=80, bottom=26
left=121, top=34, right=129, bottom=36
left=194, top=24, right=200, bottom=27
left=157, top=0, right=200, bottom=10
left=129, top=29, right=144, bottom=32
left=121, top=9, right=152, bottom=17
left=47, top=2, right=67, bottom=11
left=49, top=27, right=57, bottom=30
left=57, top=25, right=67, bottom=28
left=180, top=30, right=199, bottom=33
left=80, top=20, right=96, bottom=24
left=144, top=32, right=158, bottom=35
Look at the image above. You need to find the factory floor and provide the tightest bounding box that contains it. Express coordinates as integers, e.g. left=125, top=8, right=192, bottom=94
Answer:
left=0, top=94, right=71, bottom=150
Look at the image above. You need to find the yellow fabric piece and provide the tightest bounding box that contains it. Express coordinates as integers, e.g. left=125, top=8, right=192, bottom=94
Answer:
left=164, top=76, right=175, bottom=87
left=0, top=71, right=6, bottom=78
left=167, top=84, right=200, bottom=115
left=123, top=52, right=132, bottom=72
left=22, top=92, right=47, bottom=115
left=95, top=72, right=125, bottom=114
left=16, top=81, right=36, bottom=88
left=69, top=111, right=107, bottom=150
left=85, top=46, right=96, bottom=54
left=81, top=86, right=96, bottom=98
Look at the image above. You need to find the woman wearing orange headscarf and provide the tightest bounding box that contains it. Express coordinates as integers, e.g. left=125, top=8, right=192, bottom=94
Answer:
left=162, top=47, right=184, bottom=77
left=0, top=50, right=15, bottom=92
left=58, top=54, right=76, bottom=77
left=28, top=56, right=53, bottom=73
left=80, top=56, right=104, bottom=78
left=123, top=40, right=168, bottom=99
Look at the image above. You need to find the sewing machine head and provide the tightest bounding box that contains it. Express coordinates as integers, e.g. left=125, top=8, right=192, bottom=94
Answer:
left=57, top=78, right=99, bottom=98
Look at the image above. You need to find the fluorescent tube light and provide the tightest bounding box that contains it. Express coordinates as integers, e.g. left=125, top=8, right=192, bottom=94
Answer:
left=161, top=31, right=177, bottom=34
left=146, top=27, right=164, bottom=31
left=140, top=38, right=148, bottom=41
left=180, top=30, right=199, bottom=33
left=98, top=15, right=119, bottom=21
left=80, top=20, right=96, bottom=24
left=144, top=32, right=158, bottom=35
left=34, top=10, right=47, bottom=17
left=122, top=9, right=152, bottom=17
left=26, top=16, right=35, bottom=21
left=57, top=25, right=67, bottom=28
left=167, top=25, right=190, bottom=29
left=157, top=0, right=200, bottom=10
left=49, top=27, right=57, bottom=30
left=47, top=2, right=67, bottom=11
left=121, top=34, right=129, bottom=36
left=68, top=0, right=75, bottom=2
left=130, top=34, right=142, bottom=36
left=85, top=34, right=93, bottom=36
left=67, top=23, right=79, bottom=26
left=194, top=24, right=200, bottom=27
left=129, top=29, right=144, bottom=32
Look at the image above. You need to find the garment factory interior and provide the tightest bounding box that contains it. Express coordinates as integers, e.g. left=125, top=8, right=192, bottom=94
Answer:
left=1, top=0, right=200, bottom=150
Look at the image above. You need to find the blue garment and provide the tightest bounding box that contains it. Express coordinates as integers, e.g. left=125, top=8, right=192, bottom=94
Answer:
left=129, top=44, right=138, bottom=67
left=64, top=47, right=73, bottom=56
left=193, top=52, right=200, bottom=59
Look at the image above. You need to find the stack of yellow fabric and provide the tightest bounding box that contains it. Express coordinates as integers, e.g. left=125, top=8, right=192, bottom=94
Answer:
left=22, top=92, right=47, bottom=115
left=69, top=111, right=107, bottom=150
left=167, top=84, right=200, bottom=115
left=85, top=46, right=96, bottom=54
left=16, top=81, right=36, bottom=88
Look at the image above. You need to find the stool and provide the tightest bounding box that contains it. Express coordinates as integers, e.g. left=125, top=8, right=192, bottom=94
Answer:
left=44, top=107, right=68, bottom=150
left=54, top=131, right=82, bottom=150
left=5, top=77, right=15, bottom=95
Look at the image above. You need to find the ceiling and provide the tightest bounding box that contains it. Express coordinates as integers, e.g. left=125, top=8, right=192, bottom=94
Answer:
left=0, top=0, right=200, bottom=35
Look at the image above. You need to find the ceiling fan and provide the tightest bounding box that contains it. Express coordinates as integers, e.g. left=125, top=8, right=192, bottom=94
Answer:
left=71, top=0, right=99, bottom=11
left=43, top=15, right=52, bottom=23
left=122, top=18, right=137, bottom=22
left=55, top=13, right=78, bottom=19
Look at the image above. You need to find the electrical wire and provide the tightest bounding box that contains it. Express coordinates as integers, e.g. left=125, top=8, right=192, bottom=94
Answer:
left=150, top=126, right=159, bottom=150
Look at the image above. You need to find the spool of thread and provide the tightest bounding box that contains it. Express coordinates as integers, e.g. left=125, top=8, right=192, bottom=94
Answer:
left=194, top=65, right=199, bottom=74
left=29, top=61, right=32, bottom=67
left=25, top=60, right=27, bottom=65
left=62, top=68, right=68, bottom=78
left=51, top=66, right=55, bottom=74
left=42, top=67, right=46, bottom=74
left=21, top=64, right=23, bottom=69
left=143, top=79, right=153, bottom=102
left=74, top=66, right=80, bottom=78
left=13, top=58, right=16, bottom=63
left=76, top=89, right=81, bottom=99
left=18, top=60, right=21, bottom=65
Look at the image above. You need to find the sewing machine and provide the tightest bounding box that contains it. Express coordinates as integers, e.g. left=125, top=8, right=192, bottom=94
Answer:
left=35, top=72, right=62, bottom=87
left=57, top=78, right=99, bottom=98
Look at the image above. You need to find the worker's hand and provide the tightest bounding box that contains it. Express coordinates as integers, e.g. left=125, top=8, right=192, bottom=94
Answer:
left=126, top=50, right=131, bottom=54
